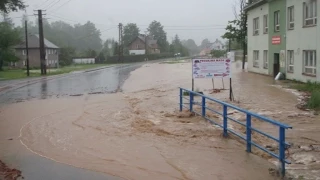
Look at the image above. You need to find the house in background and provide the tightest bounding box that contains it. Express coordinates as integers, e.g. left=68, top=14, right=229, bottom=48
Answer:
left=208, top=39, right=226, bottom=51
left=199, top=39, right=226, bottom=56
left=127, top=34, right=160, bottom=55
left=14, top=34, right=60, bottom=68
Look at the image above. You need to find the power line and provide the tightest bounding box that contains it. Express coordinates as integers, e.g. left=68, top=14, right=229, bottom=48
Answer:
left=42, top=0, right=60, bottom=10
left=48, top=0, right=73, bottom=13
left=44, top=0, right=61, bottom=10
left=34, top=0, right=51, bottom=9
left=75, top=27, right=117, bottom=40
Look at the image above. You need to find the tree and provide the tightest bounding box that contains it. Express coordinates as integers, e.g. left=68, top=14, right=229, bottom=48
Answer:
left=182, top=39, right=200, bottom=55
left=0, top=21, right=22, bottom=70
left=0, top=0, right=25, bottom=13
left=97, top=52, right=105, bottom=63
left=200, top=38, right=210, bottom=49
left=102, top=38, right=115, bottom=57
left=59, top=47, right=75, bottom=66
left=210, top=50, right=226, bottom=58
left=170, top=34, right=189, bottom=56
left=222, top=0, right=247, bottom=69
left=148, top=21, right=168, bottom=52
left=123, top=23, right=140, bottom=47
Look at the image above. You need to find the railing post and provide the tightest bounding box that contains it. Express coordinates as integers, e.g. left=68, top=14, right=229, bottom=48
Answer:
left=189, top=93, right=194, bottom=112
left=279, top=127, right=286, bottom=177
left=202, top=97, right=206, bottom=117
left=179, top=88, right=183, bottom=111
left=223, top=105, right=228, bottom=137
left=246, top=114, right=252, bottom=152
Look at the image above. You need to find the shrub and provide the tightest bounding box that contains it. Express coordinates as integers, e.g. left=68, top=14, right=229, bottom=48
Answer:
left=307, top=91, right=320, bottom=110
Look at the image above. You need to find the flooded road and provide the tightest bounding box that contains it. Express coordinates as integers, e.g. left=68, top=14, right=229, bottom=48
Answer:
left=0, top=64, right=140, bottom=104
left=1, top=60, right=318, bottom=179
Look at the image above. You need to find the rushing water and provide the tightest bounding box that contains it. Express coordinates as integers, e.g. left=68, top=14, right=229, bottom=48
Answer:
left=1, top=61, right=319, bottom=179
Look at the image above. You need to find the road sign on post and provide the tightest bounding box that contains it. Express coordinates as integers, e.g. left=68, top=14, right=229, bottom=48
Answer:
left=192, top=58, right=233, bottom=100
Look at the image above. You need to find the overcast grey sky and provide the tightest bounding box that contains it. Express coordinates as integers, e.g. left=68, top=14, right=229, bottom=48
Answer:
left=9, top=0, right=236, bottom=45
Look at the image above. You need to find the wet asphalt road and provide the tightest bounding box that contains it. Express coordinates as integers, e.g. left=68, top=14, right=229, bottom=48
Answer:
left=0, top=62, right=147, bottom=180
left=0, top=63, right=141, bottom=104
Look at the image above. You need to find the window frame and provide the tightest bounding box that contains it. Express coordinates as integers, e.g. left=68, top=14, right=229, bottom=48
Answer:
left=263, top=15, right=268, bottom=34
left=253, top=17, right=259, bottom=35
left=253, top=50, right=259, bottom=68
left=22, top=49, right=26, bottom=55
left=303, top=50, right=317, bottom=76
left=274, top=11, right=280, bottom=32
left=288, top=6, right=294, bottom=30
left=303, top=0, right=317, bottom=27
left=263, top=50, right=268, bottom=69
left=287, top=50, right=294, bottom=73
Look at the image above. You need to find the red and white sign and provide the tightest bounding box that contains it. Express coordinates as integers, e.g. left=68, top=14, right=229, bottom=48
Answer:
left=272, top=36, right=281, bottom=45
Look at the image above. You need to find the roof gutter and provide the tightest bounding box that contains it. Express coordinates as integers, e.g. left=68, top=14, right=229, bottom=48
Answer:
left=244, top=0, right=268, bottom=12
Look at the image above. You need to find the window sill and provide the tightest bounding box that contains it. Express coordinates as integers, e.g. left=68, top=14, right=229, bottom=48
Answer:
left=287, top=28, right=294, bottom=31
left=263, top=67, right=268, bottom=69
left=263, top=32, right=268, bottom=34
left=253, top=66, right=260, bottom=68
left=303, top=24, right=317, bottom=28
left=287, top=71, right=294, bottom=74
left=302, top=73, right=316, bottom=77
left=253, top=34, right=259, bottom=36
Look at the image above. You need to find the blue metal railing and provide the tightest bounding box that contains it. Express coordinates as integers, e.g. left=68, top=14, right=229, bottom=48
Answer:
left=179, top=88, right=292, bottom=176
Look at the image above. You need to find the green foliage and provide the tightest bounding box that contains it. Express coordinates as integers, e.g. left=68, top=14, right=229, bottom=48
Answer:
left=222, top=12, right=247, bottom=51
left=123, top=23, right=140, bottom=47
left=106, top=53, right=174, bottom=63
left=181, top=39, right=200, bottom=55
left=291, top=81, right=320, bottom=92
left=0, top=0, right=25, bottom=13
left=308, top=91, right=320, bottom=110
left=96, top=52, right=105, bottom=63
left=0, top=21, right=22, bottom=70
left=25, top=20, right=102, bottom=52
left=200, top=38, right=210, bottom=49
left=290, top=81, right=320, bottom=110
left=211, top=50, right=226, bottom=58
left=59, top=47, right=76, bottom=66
left=169, top=34, right=189, bottom=56
left=148, top=21, right=168, bottom=52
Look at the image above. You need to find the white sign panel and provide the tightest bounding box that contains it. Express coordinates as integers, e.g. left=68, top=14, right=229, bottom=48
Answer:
left=192, top=59, right=232, bottom=78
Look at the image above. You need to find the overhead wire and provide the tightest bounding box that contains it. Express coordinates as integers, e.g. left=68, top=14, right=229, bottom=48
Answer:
left=47, top=0, right=73, bottom=13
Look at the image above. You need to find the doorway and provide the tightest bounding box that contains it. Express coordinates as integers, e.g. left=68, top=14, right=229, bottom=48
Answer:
left=273, top=53, right=280, bottom=77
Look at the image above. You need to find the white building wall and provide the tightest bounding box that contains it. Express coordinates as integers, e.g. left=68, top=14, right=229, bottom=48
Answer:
left=73, top=58, right=95, bottom=64
left=247, top=3, right=269, bottom=75
left=286, top=0, right=319, bottom=82
left=129, top=50, right=145, bottom=55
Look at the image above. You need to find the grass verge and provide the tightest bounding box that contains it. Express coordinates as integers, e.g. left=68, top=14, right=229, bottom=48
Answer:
left=0, top=64, right=112, bottom=80
left=290, top=81, right=320, bottom=110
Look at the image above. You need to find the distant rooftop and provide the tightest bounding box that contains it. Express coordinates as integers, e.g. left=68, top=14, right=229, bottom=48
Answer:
left=15, top=34, right=59, bottom=49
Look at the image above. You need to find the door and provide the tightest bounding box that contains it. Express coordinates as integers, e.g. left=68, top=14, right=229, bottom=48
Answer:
left=273, top=53, right=280, bottom=77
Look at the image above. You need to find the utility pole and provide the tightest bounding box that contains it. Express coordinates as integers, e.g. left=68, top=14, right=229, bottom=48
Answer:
left=35, top=10, right=46, bottom=75
left=25, top=20, right=30, bottom=76
left=144, top=31, right=148, bottom=58
left=118, top=23, right=123, bottom=63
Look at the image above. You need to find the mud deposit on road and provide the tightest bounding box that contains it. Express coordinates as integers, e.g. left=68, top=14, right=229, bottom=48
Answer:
left=0, top=160, right=22, bottom=180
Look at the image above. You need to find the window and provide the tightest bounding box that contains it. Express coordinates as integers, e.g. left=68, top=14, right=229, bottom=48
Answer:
left=22, top=50, right=26, bottom=55
left=253, top=50, right=259, bottom=67
left=288, top=6, right=294, bottom=29
left=303, top=0, right=317, bottom=26
left=263, top=50, right=268, bottom=69
left=287, top=50, right=294, bottom=72
left=274, top=11, right=280, bottom=32
left=263, top=15, right=268, bottom=33
left=303, top=50, right=316, bottom=75
left=253, top=17, right=259, bottom=35
left=136, top=44, right=140, bottom=49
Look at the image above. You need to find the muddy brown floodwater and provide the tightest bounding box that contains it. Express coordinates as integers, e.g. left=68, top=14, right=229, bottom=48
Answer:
left=0, top=60, right=319, bottom=179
